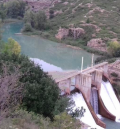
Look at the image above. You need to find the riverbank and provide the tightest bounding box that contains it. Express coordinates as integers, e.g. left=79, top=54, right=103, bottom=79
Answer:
left=0, top=18, right=22, bottom=24
left=22, top=29, right=108, bottom=56
left=23, top=29, right=119, bottom=64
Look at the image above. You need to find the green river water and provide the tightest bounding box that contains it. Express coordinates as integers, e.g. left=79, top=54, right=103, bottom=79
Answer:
left=2, top=22, right=120, bottom=129
left=2, top=22, right=96, bottom=71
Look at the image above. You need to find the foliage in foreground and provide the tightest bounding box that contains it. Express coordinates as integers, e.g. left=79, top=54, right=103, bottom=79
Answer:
left=0, top=52, right=69, bottom=119
left=0, top=110, right=81, bottom=129
left=2, top=38, right=21, bottom=55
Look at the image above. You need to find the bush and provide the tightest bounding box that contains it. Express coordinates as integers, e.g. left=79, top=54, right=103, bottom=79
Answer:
left=5, top=0, right=26, bottom=18
left=24, top=11, right=47, bottom=30
left=1, top=38, right=21, bottom=55
left=0, top=110, right=51, bottom=129
left=95, top=54, right=112, bottom=63
left=111, top=72, right=118, bottom=77
left=108, top=41, right=120, bottom=56
left=23, top=23, right=33, bottom=32
left=0, top=110, right=82, bottom=129
left=52, top=112, right=81, bottom=129
left=17, top=16, right=22, bottom=20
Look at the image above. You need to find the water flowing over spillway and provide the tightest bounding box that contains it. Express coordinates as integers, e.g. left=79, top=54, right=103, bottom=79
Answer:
left=90, top=88, right=99, bottom=114
left=71, top=93, right=104, bottom=129
left=100, top=81, right=120, bottom=122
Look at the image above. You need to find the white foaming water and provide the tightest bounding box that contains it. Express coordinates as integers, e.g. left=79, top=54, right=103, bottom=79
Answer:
left=90, top=88, right=99, bottom=114
left=97, top=114, right=104, bottom=120
left=100, top=81, right=120, bottom=122
left=71, top=93, right=104, bottom=129
left=30, top=58, right=63, bottom=72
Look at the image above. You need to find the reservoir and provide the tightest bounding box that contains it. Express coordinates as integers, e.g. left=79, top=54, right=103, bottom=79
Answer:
left=2, top=22, right=96, bottom=71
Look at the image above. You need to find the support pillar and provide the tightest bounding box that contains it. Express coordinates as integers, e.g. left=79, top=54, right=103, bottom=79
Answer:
left=58, top=78, right=71, bottom=94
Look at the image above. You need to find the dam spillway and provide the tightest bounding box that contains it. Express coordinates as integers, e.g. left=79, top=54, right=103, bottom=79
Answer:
left=90, top=88, right=99, bottom=114
left=100, top=81, right=120, bottom=123
left=71, top=93, right=104, bottom=129
left=48, top=62, right=120, bottom=129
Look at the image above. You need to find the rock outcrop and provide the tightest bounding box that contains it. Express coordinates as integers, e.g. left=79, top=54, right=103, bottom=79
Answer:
left=69, top=28, right=85, bottom=39
left=55, top=28, right=69, bottom=40
left=87, top=38, right=107, bottom=52
left=55, top=27, right=85, bottom=40
left=87, top=6, right=108, bottom=15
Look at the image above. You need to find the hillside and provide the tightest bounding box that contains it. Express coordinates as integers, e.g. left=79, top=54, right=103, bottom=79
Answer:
left=44, top=0, right=120, bottom=52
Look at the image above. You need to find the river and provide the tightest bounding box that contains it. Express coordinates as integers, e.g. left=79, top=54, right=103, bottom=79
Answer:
left=2, top=22, right=120, bottom=129
left=2, top=22, right=96, bottom=71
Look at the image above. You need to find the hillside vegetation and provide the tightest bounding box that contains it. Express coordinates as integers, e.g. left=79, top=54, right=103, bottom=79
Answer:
left=48, top=0, right=120, bottom=40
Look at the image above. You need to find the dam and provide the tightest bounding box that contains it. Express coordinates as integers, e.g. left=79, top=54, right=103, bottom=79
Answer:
left=48, top=62, right=120, bottom=129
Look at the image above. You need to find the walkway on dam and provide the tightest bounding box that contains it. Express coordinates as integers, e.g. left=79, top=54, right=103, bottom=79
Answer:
left=48, top=62, right=108, bottom=83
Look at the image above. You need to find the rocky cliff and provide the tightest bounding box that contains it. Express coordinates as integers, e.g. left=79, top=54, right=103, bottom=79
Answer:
left=55, top=27, right=85, bottom=40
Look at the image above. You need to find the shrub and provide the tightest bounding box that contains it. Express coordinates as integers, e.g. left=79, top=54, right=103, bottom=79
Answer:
left=2, top=38, right=21, bottom=55
left=5, top=0, right=26, bottom=18
left=17, top=16, right=22, bottom=20
left=111, top=72, right=118, bottom=77
left=0, top=110, right=82, bottom=129
left=24, top=11, right=47, bottom=30
left=23, top=23, right=33, bottom=32
left=108, top=41, right=120, bottom=56
left=52, top=112, right=81, bottom=129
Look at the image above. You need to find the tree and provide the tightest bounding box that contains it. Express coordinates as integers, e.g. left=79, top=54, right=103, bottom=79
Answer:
left=5, top=0, right=26, bottom=18
left=52, top=112, right=81, bottom=129
left=0, top=3, right=7, bottom=22
left=0, top=24, right=2, bottom=40
left=23, top=22, right=33, bottom=32
left=0, top=10, right=7, bottom=22
left=108, top=41, right=120, bottom=56
left=3, top=38, right=21, bottom=55
left=24, top=10, right=47, bottom=31
left=0, top=63, right=23, bottom=120
left=34, top=11, right=47, bottom=30
left=49, top=10, right=54, bottom=19
left=0, top=53, right=68, bottom=119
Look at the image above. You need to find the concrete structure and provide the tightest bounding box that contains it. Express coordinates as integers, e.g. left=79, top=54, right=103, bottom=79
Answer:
left=49, top=62, right=117, bottom=128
